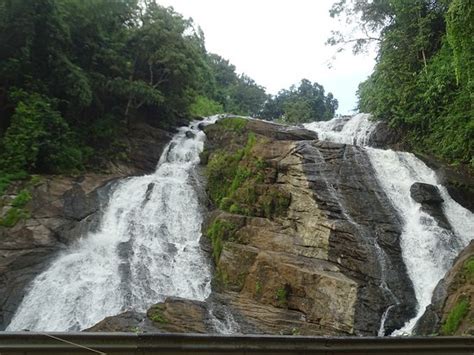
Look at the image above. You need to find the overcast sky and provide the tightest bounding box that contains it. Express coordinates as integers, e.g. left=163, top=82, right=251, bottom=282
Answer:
left=156, top=0, right=376, bottom=114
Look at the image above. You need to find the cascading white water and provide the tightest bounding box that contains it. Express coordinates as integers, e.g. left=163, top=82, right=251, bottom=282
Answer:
left=7, top=117, right=216, bottom=331
left=304, top=113, right=376, bottom=146
left=304, top=113, right=474, bottom=335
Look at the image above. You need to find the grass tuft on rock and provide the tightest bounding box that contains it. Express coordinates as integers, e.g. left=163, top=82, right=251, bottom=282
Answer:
left=206, top=219, right=237, bottom=263
left=441, top=297, right=470, bottom=335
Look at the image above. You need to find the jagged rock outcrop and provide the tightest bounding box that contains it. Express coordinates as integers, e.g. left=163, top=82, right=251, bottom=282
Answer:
left=0, top=123, right=173, bottom=330
left=193, top=117, right=415, bottom=336
left=415, top=154, right=474, bottom=214
left=414, top=241, right=473, bottom=336
left=367, top=121, right=401, bottom=149
left=410, top=182, right=452, bottom=230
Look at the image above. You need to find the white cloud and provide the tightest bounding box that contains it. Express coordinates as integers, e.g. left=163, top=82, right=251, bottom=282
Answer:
left=156, top=0, right=376, bottom=114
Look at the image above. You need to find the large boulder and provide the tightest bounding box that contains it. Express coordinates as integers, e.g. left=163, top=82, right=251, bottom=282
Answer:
left=410, top=182, right=451, bottom=230
left=87, top=297, right=214, bottom=333
left=368, top=121, right=402, bottom=149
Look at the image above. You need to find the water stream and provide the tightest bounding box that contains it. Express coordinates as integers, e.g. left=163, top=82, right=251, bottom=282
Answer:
left=304, top=114, right=473, bottom=335
left=7, top=118, right=216, bottom=331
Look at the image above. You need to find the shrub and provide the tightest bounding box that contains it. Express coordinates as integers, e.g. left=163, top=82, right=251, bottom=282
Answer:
left=441, top=297, right=470, bottom=335
left=276, top=287, right=289, bottom=307
left=218, top=117, right=248, bottom=132
left=189, top=96, right=224, bottom=117
left=1, top=91, right=85, bottom=173
left=0, top=207, right=29, bottom=228
left=0, top=171, right=29, bottom=197
left=11, top=189, right=32, bottom=208
left=206, top=219, right=237, bottom=263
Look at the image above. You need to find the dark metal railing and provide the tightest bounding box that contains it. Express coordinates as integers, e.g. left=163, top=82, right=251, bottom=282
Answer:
left=0, top=332, right=473, bottom=355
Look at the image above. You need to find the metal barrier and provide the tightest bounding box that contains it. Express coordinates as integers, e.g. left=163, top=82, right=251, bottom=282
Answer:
left=0, top=332, right=473, bottom=355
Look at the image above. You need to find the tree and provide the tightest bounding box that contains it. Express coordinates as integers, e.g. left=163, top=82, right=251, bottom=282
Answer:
left=261, top=79, right=338, bottom=123
left=329, top=0, right=473, bottom=167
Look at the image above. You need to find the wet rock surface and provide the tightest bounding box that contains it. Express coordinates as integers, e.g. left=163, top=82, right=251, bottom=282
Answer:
left=415, top=154, right=474, bottom=213
left=414, top=241, right=473, bottom=336
left=193, top=118, right=416, bottom=335
left=0, top=123, right=174, bottom=330
left=0, top=175, right=118, bottom=329
left=410, top=182, right=451, bottom=230
left=367, top=121, right=401, bottom=149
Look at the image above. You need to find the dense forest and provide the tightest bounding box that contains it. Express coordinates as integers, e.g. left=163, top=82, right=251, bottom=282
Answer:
left=1, top=0, right=471, bottom=188
left=0, top=0, right=269, bottom=178
left=329, top=0, right=473, bottom=167
left=0, top=0, right=338, bottom=185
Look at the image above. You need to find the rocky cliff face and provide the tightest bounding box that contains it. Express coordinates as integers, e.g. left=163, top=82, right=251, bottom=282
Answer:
left=4, top=116, right=468, bottom=336
left=83, top=117, right=417, bottom=335
left=0, top=122, right=173, bottom=330
left=174, top=117, right=415, bottom=336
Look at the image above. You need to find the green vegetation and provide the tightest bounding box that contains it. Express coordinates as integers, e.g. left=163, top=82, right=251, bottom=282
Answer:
left=205, top=131, right=290, bottom=218
left=0, top=207, right=29, bottom=228
left=218, top=117, right=248, bottom=133
left=291, top=327, right=301, bottom=336
left=0, top=0, right=268, bottom=177
left=275, top=287, right=289, bottom=307
left=148, top=305, right=167, bottom=324
left=0, top=188, right=32, bottom=228
left=189, top=96, right=224, bottom=117
left=441, top=297, right=470, bottom=335
left=206, top=219, right=237, bottom=263
left=261, top=79, right=339, bottom=123
left=11, top=189, right=32, bottom=208
left=329, top=0, right=473, bottom=168
left=465, top=257, right=474, bottom=280
left=0, top=171, right=29, bottom=197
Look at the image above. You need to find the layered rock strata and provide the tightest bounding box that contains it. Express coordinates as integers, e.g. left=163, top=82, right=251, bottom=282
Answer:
left=195, top=118, right=415, bottom=335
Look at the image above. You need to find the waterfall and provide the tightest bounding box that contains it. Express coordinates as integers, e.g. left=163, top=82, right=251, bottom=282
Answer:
left=304, top=114, right=474, bottom=335
left=7, top=118, right=216, bottom=332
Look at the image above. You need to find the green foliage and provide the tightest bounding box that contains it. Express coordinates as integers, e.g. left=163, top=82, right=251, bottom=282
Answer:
left=464, top=257, right=474, bottom=280
left=0, top=207, right=29, bottom=228
left=148, top=305, right=167, bottom=324
left=217, top=117, right=248, bottom=133
left=261, top=79, right=338, bottom=123
left=334, top=0, right=473, bottom=167
left=207, top=54, right=267, bottom=116
left=189, top=96, right=224, bottom=117
left=446, top=0, right=474, bottom=87
left=206, top=219, right=237, bottom=263
left=275, top=287, right=288, bottom=307
left=0, top=171, right=29, bottom=197
left=0, top=0, right=267, bottom=174
left=0, top=187, right=32, bottom=228
left=11, top=189, right=31, bottom=208
left=0, top=91, right=84, bottom=173
left=441, top=297, right=470, bottom=335
left=206, top=131, right=290, bottom=218
left=206, top=150, right=243, bottom=205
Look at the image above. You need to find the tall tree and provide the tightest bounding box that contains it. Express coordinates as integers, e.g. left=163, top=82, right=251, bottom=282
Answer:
left=261, top=79, right=338, bottom=123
